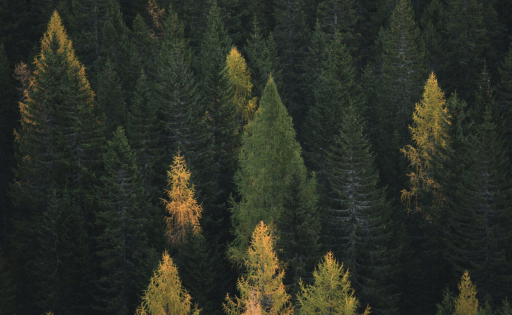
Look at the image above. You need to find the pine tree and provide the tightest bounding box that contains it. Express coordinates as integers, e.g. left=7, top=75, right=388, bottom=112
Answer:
left=131, top=13, right=158, bottom=75
left=317, top=0, right=357, bottom=50
left=453, top=271, right=479, bottom=315
left=273, top=0, right=310, bottom=134
left=419, top=0, right=447, bottom=74
left=135, top=251, right=200, bottom=315
left=229, top=77, right=318, bottom=265
left=12, top=10, right=104, bottom=212
left=447, top=109, right=512, bottom=306
left=327, top=103, right=398, bottom=314
left=224, top=46, right=258, bottom=132
left=224, top=221, right=293, bottom=315
left=472, top=63, right=497, bottom=127
left=244, top=17, right=281, bottom=99
left=162, top=152, right=202, bottom=249
left=95, top=127, right=151, bottom=315
left=401, top=72, right=449, bottom=216
left=95, top=58, right=127, bottom=136
left=297, top=252, right=371, bottom=315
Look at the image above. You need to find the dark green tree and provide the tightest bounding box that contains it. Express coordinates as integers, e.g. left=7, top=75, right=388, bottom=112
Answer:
left=327, top=103, right=399, bottom=315
left=0, top=247, right=16, bottom=315
left=317, top=0, right=357, bottom=52
left=419, top=0, right=447, bottom=74
left=95, top=127, right=151, bottom=315
left=447, top=109, right=512, bottom=307
left=497, top=43, right=512, bottom=154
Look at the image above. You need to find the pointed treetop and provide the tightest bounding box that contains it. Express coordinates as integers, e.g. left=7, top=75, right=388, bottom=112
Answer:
left=453, top=271, right=479, bottom=315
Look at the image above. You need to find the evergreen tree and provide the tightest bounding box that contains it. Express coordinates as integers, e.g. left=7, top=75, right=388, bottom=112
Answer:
left=95, top=58, right=127, bottom=137
left=297, top=252, right=371, bottom=315
left=302, top=35, right=358, bottom=196
left=162, top=152, right=202, bottom=249
left=95, top=127, right=151, bottom=315
left=131, top=13, right=158, bottom=75
left=447, top=109, right=512, bottom=306
left=224, top=221, right=293, bottom=315
left=229, top=77, right=318, bottom=267
left=273, top=0, right=310, bottom=134
left=453, top=271, right=479, bottom=315
left=442, top=0, right=489, bottom=101
left=135, top=251, right=200, bottom=315
left=0, top=247, right=16, bottom=315
left=34, top=191, right=91, bottom=314
left=327, top=103, right=398, bottom=314
left=419, top=0, right=447, bottom=75
left=12, top=10, right=104, bottom=213
left=472, top=63, right=497, bottom=127
left=244, top=17, right=281, bottom=99
left=497, top=43, right=512, bottom=155
left=317, top=0, right=357, bottom=51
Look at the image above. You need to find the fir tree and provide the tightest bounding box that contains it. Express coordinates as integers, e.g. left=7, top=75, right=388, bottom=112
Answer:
left=162, top=152, right=202, bottom=249
left=317, top=0, right=357, bottom=51
left=498, top=43, right=512, bottom=155
left=447, top=109, right=512, bottom=306
left=297, top=252, right=371, bottom=315
left=229, top=77, right=318, bottom=266
left=472, top=63, right=497, bottom=127
left=419, top=0, right=447, bottom=74
left=135, top=251, right=200, bottom=315
left=0, top=247, right=16, bottom=315
left=131, top=13, right=158, bottom=75
left=224, top=221, right=293, bottom=315
left=95, top=127, right=151, bottom=315
left=327, top=103, right=398, bottom=314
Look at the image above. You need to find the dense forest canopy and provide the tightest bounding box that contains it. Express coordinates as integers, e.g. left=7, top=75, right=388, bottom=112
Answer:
left=1, top=0, right=512, bottom=314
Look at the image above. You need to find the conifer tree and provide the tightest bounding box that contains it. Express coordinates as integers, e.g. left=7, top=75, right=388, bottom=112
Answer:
left=273, top=0, right=310, bottom=133
left=162, top=152, right=202, bottom=249
left=498, top=43, right=512, bottom=152
left=224, top=221, right=293, bottom=315
left=230, top=77, right=318, bottom=265
left=317, top=0, right=357, bottom=51
left=95, top=58, right=127, bottom=136
left=95, top=127, right=151, bottom=315
left=244, top=17, right=281, bottom=99
left=12, top=10, right=104, bottom=212
left=327, top=103, right=398, bottom=314
left=453, top=271, right=479, bottom=315
left=224, top=46, right=258, bottom=132
left=0, top=247, right=16, bottom=315
left=472, top=64, right=497, bottom=127
left=419, top=0, right=447, bottom=74
left=297, top=252, right=371, bottom=315
left=446, top=109, right=512, bottom=305
left=131, top=13, right=158, bottom=75
left=135, top=251, right=200, bottom=315
left=401, top=72, right=449, bottom=215
left=302, top=35, right=358, bottom=194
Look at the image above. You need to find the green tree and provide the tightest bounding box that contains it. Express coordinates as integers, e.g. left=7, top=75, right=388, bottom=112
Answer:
left=95, top=127, right=151, bottom=315
left=0, top=247, right=16, bottom=315
left=297, top=252, right=371, bottom=315
left=229, top=77, right=318, bottom=267
left=224, top=221, right=293, bottom=315
left=327, top=103, right=398, bottom=314
left=497, top=43, right=512, bottom=154
left=135, top=251, right=200, bottom=315
left=317, top=0, right=357, bottom=51
left=419, top=0, right=447, bottom=74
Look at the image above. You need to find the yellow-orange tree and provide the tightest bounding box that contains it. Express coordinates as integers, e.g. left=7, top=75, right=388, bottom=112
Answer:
left=401, top=71, right=449, bottom=214
left=162, top=152, right=202, bottom=248
left=453, top=271, right=479, bottom=315
left=135, top=251, right=200, bottom=315
left=224, top=46, right=258, bottom=132
left=224, top=221, right=293, bottom=315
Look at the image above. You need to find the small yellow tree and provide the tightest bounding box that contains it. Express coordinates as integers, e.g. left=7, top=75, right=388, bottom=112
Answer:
left=162, top=151, right=202, bottom=248
left=297, top=252, right=371, bottom=315
left=135, top=251, right=200, bottom=315
left=453, top=271, right=479, bottom=315
left=225, top=46, right=258, bottom=131
left=401, top=71, right=450, bottom=213
left=224, top=221, right=293, bottom=315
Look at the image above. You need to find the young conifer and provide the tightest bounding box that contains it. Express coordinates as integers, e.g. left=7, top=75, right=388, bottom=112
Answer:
left=135, top=251, right=200, bottom=315
left=224, top=221, right=293, bottom=315
left=297, top=252, right=371, bottom=315
left=453, top=271, right=479, bottom=315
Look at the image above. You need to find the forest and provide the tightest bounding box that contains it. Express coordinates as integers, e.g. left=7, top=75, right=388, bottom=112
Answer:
left=1, top=0, right=512, bottom=314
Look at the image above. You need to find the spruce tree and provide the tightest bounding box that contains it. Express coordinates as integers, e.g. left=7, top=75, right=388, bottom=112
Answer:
left=0, top=247, right=16, bottom=315
left=224, top=221, right=293, bottom=315
left=95, top=127, right=151, bottom=315
left=135, top=251, right=200, bottom=315
left=419, top=0, right=447, bottom=74
left=297, top=252, right=370, bottom=315
left=317, top=0, right=357, bottom=51
left=497, top=43, right=512, bottom=155
left=327, top=103, right=398, bottom=315
left=447, top=109, right=512, bottom=306
left=230, top=77, right=319, bottom=268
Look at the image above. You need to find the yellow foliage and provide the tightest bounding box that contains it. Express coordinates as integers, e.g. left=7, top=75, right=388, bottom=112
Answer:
left=453, top=271, right=479, bottom=315
left=162, top=151, right=202, bottom=248
left=401, top=71, right=449, bottom=213
left=225, top=47, right=258, bottom=130
left=136, top=251, right=200, bottom=315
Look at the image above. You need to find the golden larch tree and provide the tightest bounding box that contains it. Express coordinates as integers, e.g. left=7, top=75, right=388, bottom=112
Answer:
left=162, top=151, right=202, bottom=248
left=401, top=71, right=450, bottom=213
left=135, top=251, right=200, bottom=315
left=224, top=221, right=293, bottom=315
left=225, top=46, right=258, bottom=131
left=453, top=271, right=479, bottom=315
